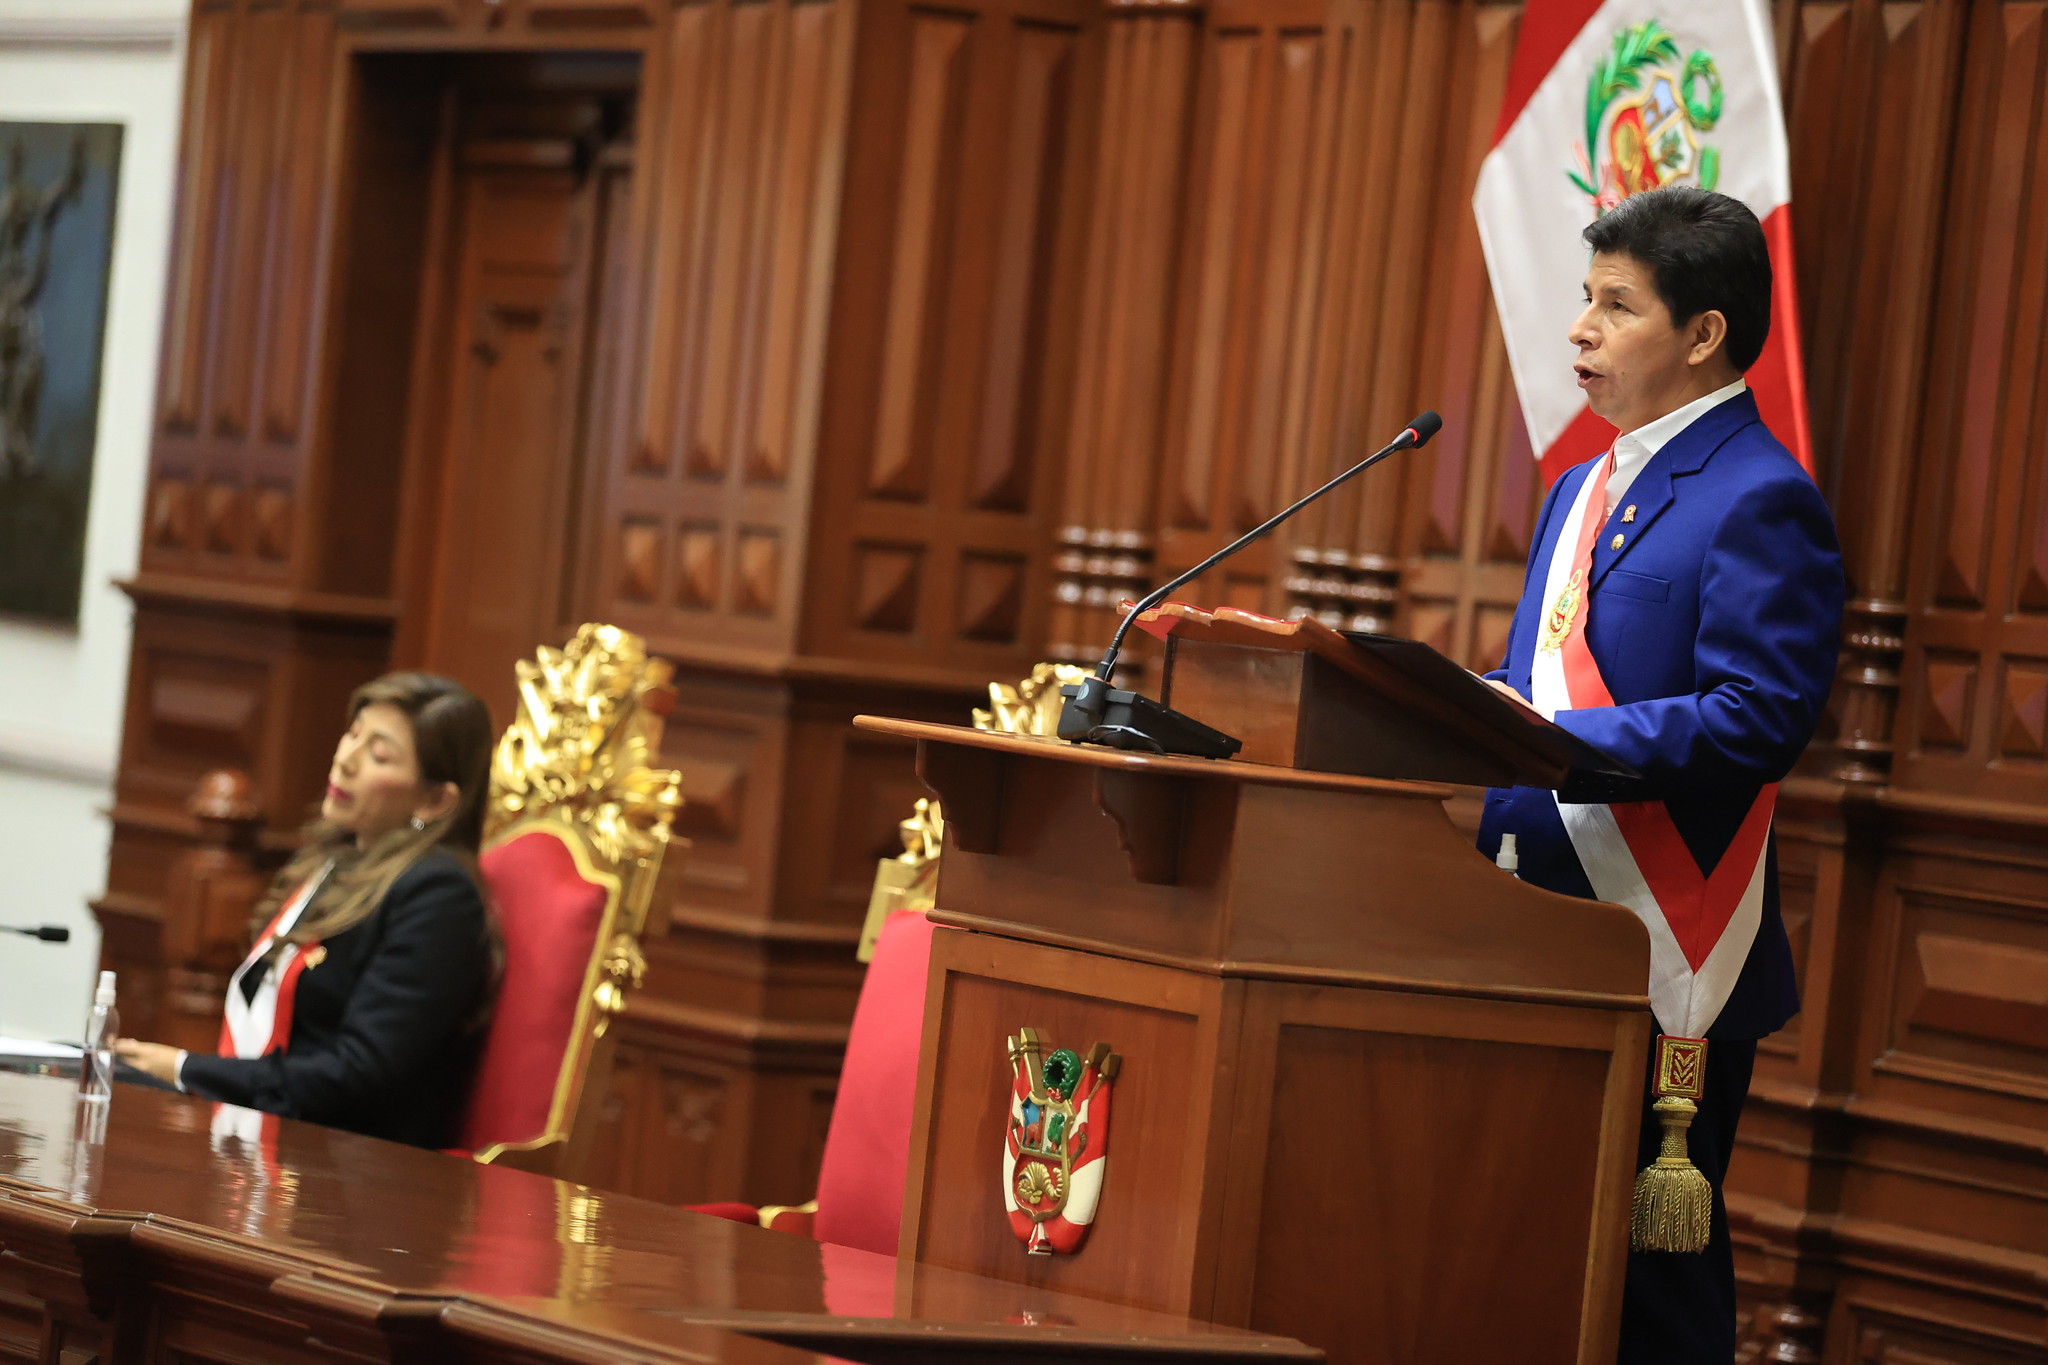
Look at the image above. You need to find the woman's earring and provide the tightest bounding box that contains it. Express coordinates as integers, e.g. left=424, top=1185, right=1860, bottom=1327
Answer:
left=410, top=815, right=428, bottom=832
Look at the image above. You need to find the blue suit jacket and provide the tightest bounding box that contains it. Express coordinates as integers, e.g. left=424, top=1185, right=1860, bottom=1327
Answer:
left=1476, top=391, right=1844, bottom=1039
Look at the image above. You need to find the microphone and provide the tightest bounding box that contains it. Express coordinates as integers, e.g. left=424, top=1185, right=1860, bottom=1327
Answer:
left=1058, top=411, right=1443, bottom=755
left=2, top=924, right=72, bottom=943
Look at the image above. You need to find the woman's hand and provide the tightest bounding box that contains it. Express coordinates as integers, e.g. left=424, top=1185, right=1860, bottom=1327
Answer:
left=113, top=1039, right=182, bottom=1086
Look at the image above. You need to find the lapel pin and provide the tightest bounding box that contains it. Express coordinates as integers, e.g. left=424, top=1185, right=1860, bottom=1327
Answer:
left=303, top=946, right=326, bottom=970
left=1610, top=534, right=1625, bottom=551
left=1622, top=504, right=1637, bottom=523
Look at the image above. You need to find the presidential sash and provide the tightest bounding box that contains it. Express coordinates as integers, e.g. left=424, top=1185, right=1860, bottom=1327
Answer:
left=1528, top=453, right=1775, bottom=1252
left=1529, top=455, right=1775, bottom=1042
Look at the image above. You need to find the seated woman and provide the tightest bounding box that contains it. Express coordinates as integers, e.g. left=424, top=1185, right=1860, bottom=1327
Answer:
left=117, top=672, right=499, bottom=1149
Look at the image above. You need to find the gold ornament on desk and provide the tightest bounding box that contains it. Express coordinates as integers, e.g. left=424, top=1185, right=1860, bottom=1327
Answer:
left=973, top=662, right=1091, bottom=736
left=858, top=663, right=1089, bottom=961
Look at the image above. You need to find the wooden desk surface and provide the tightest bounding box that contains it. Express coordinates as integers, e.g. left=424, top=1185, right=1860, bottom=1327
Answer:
left=0, top=1073, right=1318, bottom=1363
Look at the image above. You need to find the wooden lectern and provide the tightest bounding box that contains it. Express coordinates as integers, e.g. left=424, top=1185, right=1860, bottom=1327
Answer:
left=859, top=607, right=1656, bottom=1365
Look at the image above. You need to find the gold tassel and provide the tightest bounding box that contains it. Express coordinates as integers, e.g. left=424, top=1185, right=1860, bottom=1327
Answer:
left=1630, top=1035, right=1712, bottom=1254
left=1630, top=1096, right=1712, bottom=1251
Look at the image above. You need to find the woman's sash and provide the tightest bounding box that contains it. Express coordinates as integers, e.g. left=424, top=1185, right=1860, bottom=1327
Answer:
left=220, top=863, right=332, bottom=1061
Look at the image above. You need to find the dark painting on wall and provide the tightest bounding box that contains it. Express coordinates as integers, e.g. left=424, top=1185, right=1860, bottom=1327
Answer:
left=0, top=122, right=123, bottom=622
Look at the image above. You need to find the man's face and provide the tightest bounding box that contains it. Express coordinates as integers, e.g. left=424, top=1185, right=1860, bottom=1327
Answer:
left=1568, top=251, right=1721, bottom=433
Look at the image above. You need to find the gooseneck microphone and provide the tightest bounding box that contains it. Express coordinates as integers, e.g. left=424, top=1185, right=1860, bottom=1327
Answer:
left=1057, top=411, right=1443, bottom=755
left=2, top=924, right=72, bottom=943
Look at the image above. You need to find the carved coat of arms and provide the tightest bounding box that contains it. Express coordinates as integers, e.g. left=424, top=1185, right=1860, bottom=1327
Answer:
left=1003, top=1029, right=1119, bottom=1255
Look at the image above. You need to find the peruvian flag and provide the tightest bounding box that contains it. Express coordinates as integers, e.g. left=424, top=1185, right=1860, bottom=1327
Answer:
left=1473, top=0, right=1812, bottom=486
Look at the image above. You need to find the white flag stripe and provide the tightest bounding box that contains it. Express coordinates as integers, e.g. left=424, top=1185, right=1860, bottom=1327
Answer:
left=1475, top=0, right=1797, bottom=460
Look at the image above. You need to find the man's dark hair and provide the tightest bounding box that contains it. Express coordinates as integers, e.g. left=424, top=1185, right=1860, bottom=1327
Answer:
left=1582, top=187, right=1772, bottom=371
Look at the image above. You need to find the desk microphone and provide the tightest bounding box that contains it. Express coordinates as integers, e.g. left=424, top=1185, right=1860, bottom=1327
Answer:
left=1057, top=411, right=1444, bottom=755
left=2, top=924, right=72, bottom=943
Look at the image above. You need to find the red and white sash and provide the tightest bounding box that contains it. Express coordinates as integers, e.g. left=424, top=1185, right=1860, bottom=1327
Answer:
left=1529, top=456, right=1775, bottom=1038
left=220, top=863, right=333, bottom=1062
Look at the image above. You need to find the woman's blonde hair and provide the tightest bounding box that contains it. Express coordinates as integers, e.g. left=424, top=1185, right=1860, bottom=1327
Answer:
left=251, top=672, right=496, bottom=948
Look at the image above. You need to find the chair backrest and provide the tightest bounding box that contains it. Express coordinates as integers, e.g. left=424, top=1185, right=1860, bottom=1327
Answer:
left=810, top=663, right=1075, bottom=1250
left=808, top=907, right=936, bottom=1256
left=460, top=624, right=683, bottom=1173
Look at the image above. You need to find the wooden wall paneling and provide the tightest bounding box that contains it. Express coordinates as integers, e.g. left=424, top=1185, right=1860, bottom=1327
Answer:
left=1779, top=0, right=1968, bottom=785
left=1047, top=0, right=1200, bottom=663
left=1276, top=0, right=1459, bottom=633
left=1152, top=0, right=1348, bottom=619
left=520, top=0, right=660, bottom=28
left=800, top=0, right=1093, bottom=679
left=155, top=3, right=237, bottom=446
left=303, top=53, right=448, bottom=601
left=1893, top=0, right=2048, bottom=809
left=143, top=2, right=236, bottom=578
left=576, top=671, right=961, bottom=1205
left=559, top=144, right=645, bottom=630
left=205, top=1, right=292, bottom=461
left=1387, top=0, right=1529, bottom=673
left=254, top=4, right=343, bottom=579
left=1729, top=3, right=1988, bottom=1352
left=608, top=0, right=855, bottom=659
left=337, top=0, right=468, bottom=27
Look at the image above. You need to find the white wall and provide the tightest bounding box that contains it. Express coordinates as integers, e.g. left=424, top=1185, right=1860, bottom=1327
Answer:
left=0, top=0, right=184, bottom=1038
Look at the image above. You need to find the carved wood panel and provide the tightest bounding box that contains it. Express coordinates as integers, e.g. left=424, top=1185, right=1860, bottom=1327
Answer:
left=1892, top=0, right=2048, bottom=807
left=147, top=0, right=341, bottom=589
left=1049, top=4, right=1200, bottom=661
left=602, top=0, right=856, bottom=658
left=1779, top=0, right=1968, bottom=783
left=801, top=0, right=1092, bottom=678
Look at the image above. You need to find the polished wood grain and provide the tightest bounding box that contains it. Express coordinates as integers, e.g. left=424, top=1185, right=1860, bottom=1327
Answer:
left=0, top=1072, right=1317, bottom=1364
left=884, top=720, right=1650, bottom=1364
left=90, top=1, right=2048, bottom=1356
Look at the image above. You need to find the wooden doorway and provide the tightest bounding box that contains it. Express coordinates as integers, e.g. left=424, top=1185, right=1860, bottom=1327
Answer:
left=394, top=57, right=638, bottom=719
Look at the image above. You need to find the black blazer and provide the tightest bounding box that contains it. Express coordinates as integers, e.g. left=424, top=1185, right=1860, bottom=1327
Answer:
left=180, top=847, right=495, bottom=1149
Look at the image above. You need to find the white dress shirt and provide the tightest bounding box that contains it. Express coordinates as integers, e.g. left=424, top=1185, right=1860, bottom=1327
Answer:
left=1604, top=377, right=1749, bottom=514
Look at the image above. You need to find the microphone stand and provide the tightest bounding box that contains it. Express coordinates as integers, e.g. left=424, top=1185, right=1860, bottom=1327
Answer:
left=1057, top=412, right=1443, bottom=755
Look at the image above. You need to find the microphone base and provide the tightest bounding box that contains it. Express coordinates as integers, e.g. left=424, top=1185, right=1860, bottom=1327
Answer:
left=1056, top=681, right=1242, bottom=759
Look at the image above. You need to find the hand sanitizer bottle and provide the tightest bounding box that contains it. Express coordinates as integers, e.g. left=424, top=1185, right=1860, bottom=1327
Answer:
left=79, top=971, right=118, bottom=1103
left=1495, top=833, right=1520, bottom=879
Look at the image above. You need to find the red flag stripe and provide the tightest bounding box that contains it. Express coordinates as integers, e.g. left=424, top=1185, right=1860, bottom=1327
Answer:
left=1538, top=404, right=1614, bottom=488
left=1745, top=204, right=1814, bottom=476
left=1490, top=0, right=1606, bottom=148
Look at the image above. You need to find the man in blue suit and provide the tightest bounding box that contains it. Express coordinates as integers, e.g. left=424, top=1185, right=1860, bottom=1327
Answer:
left=1477, top=187, right=1843, bottom=1364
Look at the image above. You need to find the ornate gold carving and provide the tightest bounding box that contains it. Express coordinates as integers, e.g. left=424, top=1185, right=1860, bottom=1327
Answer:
left=488, top=622, right=683, bottom=865
left=859, top=796, right=943, bottom=962
left=972, top=662, right=1090, bottom=736
left=476, top=624, right=684, bottom=1171
left=860, top=664, right=1085, bottom=960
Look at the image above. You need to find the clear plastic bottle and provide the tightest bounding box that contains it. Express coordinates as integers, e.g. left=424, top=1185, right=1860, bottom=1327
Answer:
left=78, top=970, right=118, bottom=1102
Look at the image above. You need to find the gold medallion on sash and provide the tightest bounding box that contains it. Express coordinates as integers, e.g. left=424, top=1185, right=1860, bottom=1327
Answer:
left=1539, top=567, right=1585, bottom=654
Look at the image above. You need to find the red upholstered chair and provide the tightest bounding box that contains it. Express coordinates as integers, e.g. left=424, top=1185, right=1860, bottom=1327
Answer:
left=689, top=907, right=936, bottom=1255
left=685, top=665, right=1073, bottom=1252
left=458, top=625, right=683, bottom=1176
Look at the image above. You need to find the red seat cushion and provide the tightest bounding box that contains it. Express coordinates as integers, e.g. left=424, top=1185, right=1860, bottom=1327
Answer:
left=462, top=829, right=611, bottom=1153
left=810, top=910, right=935, bottom=1256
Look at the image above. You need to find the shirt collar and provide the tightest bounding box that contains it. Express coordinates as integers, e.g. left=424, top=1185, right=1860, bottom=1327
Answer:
left=1614, top=377, right=1749, bottom=464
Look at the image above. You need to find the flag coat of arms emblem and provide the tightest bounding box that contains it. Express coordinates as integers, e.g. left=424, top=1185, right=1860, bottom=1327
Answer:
left=1003, top=1028, right=1119, bottom=1255
left=1473, top=0, right=1812, bottom=485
